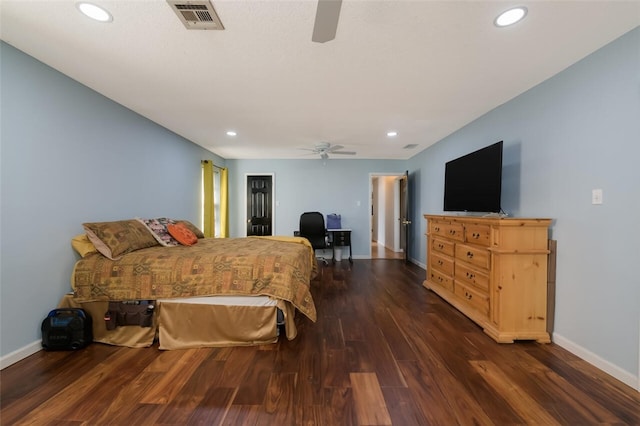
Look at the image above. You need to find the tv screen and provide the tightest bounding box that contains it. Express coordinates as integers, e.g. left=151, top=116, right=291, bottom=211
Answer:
left=443, top=141, right=503, bottom=213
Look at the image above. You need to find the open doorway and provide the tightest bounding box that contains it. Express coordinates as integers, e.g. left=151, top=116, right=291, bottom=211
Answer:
left=370, top=173, right=407, bottom=259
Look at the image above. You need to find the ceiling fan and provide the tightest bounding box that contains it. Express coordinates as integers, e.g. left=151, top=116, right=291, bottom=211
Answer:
left=302, top=142, right=356, bottom=159
left=312, top=0, right=342, bottom=43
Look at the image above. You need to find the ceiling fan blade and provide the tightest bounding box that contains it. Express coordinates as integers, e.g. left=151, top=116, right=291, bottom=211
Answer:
left=327, top=144, right=344, bottom=152
left=331, top=151, right=356, bottom=155
left=312, top=0, right=342, bottom=43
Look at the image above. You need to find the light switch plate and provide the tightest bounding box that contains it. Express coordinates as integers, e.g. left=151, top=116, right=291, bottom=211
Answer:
left=592, top=189, right=603, bottom=205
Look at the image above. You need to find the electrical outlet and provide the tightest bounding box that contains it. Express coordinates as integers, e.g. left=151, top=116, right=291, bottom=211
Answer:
left=592, top=189, right=603, bottom=205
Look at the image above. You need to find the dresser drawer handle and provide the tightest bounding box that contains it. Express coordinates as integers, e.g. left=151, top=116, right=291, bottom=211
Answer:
left=466, top=272, right=475, bottom=279
left=466, top=251, right=474, bottom=259
left=472, top=232, right=480, bottom=239
left=434, top=226, right=440, bottom=232
left=449, top=230, right=456, bottom=235
left=438, top=244, right=444, bottom=250
left=437, top=260, right=444, bottom=266
left=465, top=291, right=473, bottom=300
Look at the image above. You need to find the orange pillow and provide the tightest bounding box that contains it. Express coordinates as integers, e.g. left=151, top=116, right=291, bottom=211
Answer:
left=167, top=223, right=198, bottom=246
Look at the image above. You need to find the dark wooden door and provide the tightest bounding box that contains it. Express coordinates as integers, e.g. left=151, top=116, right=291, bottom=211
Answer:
left=246, top=175, right=273, bottom=236
left=400, top=170, right=411, bottom=263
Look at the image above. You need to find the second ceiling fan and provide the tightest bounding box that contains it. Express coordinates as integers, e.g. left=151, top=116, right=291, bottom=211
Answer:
left=303, top=142, right=356, bottom=160
left=312, top=0, right=342, bottom=43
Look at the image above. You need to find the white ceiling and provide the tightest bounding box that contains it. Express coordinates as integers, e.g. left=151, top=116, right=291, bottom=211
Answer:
left=1, top=1, right=639, bottom=160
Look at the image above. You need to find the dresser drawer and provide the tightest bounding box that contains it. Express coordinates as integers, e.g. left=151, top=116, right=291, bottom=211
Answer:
left=430, top=252, right=454, bottom=276
left=465, top=224, right=491, bottom=247
left=455, top=243, right=490, bottom=270
left=431, top=237, right=455, bottom=257
left=454, top=282, right=489, bottom=317
left=428, top=269, right=453, bottom=292
left=455, top=262, right=489, bottom=292
left=430, top=221, right=464, bottom=242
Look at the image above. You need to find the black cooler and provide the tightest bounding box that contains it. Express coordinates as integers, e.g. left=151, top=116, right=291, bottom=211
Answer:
left=41, top=308, right=93, bottom=350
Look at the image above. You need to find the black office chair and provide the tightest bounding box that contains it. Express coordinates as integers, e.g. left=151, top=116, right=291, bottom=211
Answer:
left=299, top=212, right=329, bottom=266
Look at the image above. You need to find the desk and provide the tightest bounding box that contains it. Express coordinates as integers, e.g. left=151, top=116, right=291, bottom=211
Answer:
left=327, top=229, right=352, bottom=263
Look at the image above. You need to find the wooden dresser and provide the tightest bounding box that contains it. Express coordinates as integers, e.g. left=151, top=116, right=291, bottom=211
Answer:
left=423, top=214, right=552, bottom=343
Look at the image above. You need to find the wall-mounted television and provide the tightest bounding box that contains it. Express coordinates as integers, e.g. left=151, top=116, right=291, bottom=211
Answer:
left=443, top=141, right=503, bottom=213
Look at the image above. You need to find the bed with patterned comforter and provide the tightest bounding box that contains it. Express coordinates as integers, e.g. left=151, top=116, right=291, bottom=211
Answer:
left=72, top=236, right=317, bottom=321
left=65, top=234, right=317, bottom=348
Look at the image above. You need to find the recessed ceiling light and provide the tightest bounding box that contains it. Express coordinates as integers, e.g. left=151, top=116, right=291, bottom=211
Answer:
left=387, top=131, right=398, bottom=137
left=226, top=131, right=237, bottom=136
left=76, top=2, right=113, bottom=22
left=494, top=6, right=527, bottom=27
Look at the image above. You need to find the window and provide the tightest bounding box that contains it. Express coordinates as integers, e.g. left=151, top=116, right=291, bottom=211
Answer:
left=201, top=163, right=221, bottom=237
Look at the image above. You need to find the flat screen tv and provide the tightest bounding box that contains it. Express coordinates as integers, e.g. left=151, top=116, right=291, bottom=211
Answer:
left=443, top=141, right=503, bottom=213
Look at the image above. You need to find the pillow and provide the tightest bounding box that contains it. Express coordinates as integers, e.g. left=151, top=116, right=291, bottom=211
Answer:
left=175, top=220, right=205, bottom=239
left=71, top=234, right=98, bottom=257
left=137, top=218, right=180, bottom=247
left=83, top=220, right=159, bottom=260
left=167, top=223, right=198, bottom=246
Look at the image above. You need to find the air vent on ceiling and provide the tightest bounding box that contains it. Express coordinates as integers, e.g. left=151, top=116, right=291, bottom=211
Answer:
left=167, top=0, right=224, bottom=30
left=403, top=144, right=419, bottom=150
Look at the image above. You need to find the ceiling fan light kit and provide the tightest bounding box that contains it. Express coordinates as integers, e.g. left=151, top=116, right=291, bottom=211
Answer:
left=302, top=142, right=356, bottom=159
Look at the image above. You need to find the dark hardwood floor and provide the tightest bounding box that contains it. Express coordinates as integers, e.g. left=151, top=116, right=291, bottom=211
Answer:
left=2, top=260, right=639, bottom=425
left=370, top=241, right=404, bottom=259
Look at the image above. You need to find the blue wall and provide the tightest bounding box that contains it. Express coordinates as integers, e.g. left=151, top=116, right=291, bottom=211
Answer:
left=0, top=42, right=224, bottom=359
left=407, top=27, right=640, bottom=386
left=226, top=159, right=405, bottom=256
left=1, top=26, right=639, bottom=388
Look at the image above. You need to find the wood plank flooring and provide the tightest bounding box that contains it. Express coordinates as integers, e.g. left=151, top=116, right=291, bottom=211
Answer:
left=2, top=260, right=639, bottom=425
left=370, top=242, right=404, bottom=259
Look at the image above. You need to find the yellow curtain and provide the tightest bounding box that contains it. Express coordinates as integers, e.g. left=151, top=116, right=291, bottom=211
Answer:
left=220, top=167, right=229, bottom=238
left=202, top=160, right=215, bottom=238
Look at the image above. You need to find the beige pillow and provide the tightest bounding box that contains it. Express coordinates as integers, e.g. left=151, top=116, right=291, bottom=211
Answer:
left=83, top=219, right=159, bottom=260
left=71, top=234, right=98, bottom=257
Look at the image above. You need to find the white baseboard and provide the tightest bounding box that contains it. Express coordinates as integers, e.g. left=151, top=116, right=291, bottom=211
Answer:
left=1, top=340, right=42, bottom=370
left=411, top=258, right=426, bottom=270
left=553, top=332, right=639, bottom=392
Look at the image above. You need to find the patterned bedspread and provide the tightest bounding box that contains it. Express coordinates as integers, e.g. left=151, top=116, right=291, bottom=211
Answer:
left=72, top=237, right=317, bottom=321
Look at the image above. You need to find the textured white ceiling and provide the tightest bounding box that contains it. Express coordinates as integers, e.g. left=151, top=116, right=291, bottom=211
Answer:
left=1, top=1, right=639, bottom=159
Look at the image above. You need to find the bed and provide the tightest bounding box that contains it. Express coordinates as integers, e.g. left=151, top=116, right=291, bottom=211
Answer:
left=60, top=219, right=317, bottom=349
